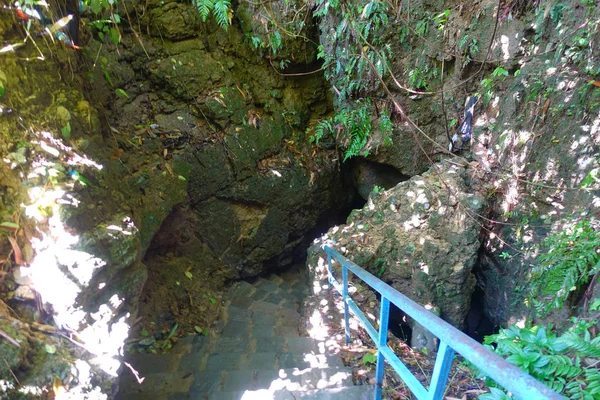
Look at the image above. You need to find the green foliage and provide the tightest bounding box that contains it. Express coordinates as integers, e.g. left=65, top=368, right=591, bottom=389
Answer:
left=491, top=67, right=509, bottom=78
left=529, top=220, right=600, bottom=316
left=479, top=388, right=512, bottom=400
left=550, top=3, right=569, bottom=25
left=115, top=88, right=129, bottom=98
left=314, top=0, right=392, bottom=105
left=310, top=101, right=375, bottom=161
left=482, top=323, right=600, bottom=399
left=408, top=57, right=439, bottom=90
left=433, top=10, right=450, bottom=31
left=362, top=352, right=377, bottom=365
left=458, top=35, right=479, bottom=67
left=375, top=258, right=386, bottom=277
left=195, top=0, right=232, bottom=30
left=379, top=110, right=393, bottom=146
left=415, top=18, right=429, bottom=36
left=61, top=123, right=71, bottom=139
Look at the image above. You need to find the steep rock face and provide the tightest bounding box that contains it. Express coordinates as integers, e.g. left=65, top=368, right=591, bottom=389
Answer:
left=314, top=0, right=600, bottom=329
left=309, top=161, right=485, bottom=330
left=100, top=0, right=354, bottom=283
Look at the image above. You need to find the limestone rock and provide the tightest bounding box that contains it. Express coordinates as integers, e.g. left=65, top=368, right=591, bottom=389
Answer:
left=309, top=161, right=483, bottom=330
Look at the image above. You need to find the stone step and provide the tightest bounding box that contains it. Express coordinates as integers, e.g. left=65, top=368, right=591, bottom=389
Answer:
left=225, top=279, right=307, bottom=306
left=129, top=337, right=332, bottom=370
left=119, top=367, right=353, bottom=397
left=117, top=384, right=373, bottom=400
left=208, top=385, right=375, bottom=400
left=219, top=366, right=354, bottom=392
left=226, top=297, right=301, bottom=314
left=223, top=306, right=300, bottom=327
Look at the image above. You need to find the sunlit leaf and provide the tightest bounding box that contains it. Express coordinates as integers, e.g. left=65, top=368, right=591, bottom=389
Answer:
left=109, top=27, right=120, bottom=45
left=115, top=88, right=129, bottom=98
left=45, top=343, right=57, bottom=354
left=362, top=352, right=377, bottom=365
left=139, top=337, right=155, bottom=346
left=61, top=122, right=71, bottom=138
left=0, top=222, right=19, bottom=230
left=184, top=271, right=193, bottom=280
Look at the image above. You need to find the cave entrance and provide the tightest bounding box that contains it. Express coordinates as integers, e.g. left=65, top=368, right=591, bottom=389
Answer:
left=464, top=286, right=497, bottom=343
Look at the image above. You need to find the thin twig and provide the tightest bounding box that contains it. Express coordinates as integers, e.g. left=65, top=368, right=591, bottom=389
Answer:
left=0, top=328, right=20, bottom=348
left=3, top=358, right=20, bottom=386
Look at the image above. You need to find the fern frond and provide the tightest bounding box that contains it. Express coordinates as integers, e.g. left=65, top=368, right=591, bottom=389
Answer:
left=196, top=0, right=214, bottom=21
left=213, top=0, right=231, bottom=30
left=558, top=331, right=600, bottom=358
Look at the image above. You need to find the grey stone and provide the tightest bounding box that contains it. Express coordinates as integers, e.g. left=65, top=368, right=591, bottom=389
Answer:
left=285, top=338, right=321, bottom=354
left=228, top=296, right=255, bottom=309
left=205, top=353, right=243, bottom=371
left=252, top=311, right=277, bottom=326
left=226, top=306, right=253, bottom=323
left=256, top=337, right=286, bottom=353
left=255, top=279, right=281, bottom=293
left=212, top=337, right=250, bottom=353
left=251, top=324, right=275, bottom=338
left=264, top=292, right=285, bottom=305
left=274, top=326, right=299, bottom=337
left=222, top=370, right=257, bottom=392
left=239, top=352, right=278, bottom=370
left=221, top=321, right=252, bottom=338
left=251, top=301, right=280, bottom=314
left=251, top=288, right=270, bottom=302
left=190, top=370, right=223, bottom=393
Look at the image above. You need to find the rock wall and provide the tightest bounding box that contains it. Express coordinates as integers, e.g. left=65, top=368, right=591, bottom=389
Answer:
left=313, top=0, right=600, bottom=331
left=309, top=161, right=485, bottom=333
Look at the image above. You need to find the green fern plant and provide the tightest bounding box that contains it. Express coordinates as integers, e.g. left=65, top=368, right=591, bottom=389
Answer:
left=481, top=323, right=600, bottom=399
left=529, top=220, right=600, bottom=316
left=309, top=101, right=374, bottom=161
left=195, top=0, right=232, bottom=30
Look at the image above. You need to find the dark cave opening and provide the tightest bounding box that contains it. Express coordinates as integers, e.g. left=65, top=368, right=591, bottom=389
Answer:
left=464, top=286, right=497, bottom=343
left=386, top=302, right=413, bottom=344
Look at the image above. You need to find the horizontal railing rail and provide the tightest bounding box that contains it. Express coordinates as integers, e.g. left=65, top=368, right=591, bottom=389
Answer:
left=323, top=245, right=565, bottom=400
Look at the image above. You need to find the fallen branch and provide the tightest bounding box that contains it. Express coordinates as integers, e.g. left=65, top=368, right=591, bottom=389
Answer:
left=0, top=328, right=21, bottom=347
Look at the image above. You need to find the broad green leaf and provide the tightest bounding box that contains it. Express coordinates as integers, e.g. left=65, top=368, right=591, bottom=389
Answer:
left=0, top=222, right=19, bottom=229
left=45, top=344, right=57, bottom=354
left=184, top=271, right=193, bottom=280
left=362, top=352, right=377, bottom=365
left=61, top=122, right=71, bottom=139
left=109, top=27, right=120, bottom=45
left=115, top=88, right=129, bottom=98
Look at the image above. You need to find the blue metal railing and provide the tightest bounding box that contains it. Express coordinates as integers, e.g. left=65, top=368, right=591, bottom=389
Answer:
left=323, top=245, right=565, bottom=400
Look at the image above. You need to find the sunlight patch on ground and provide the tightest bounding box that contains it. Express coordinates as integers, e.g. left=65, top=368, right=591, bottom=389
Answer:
left=3, top=130, right=133, bottom=398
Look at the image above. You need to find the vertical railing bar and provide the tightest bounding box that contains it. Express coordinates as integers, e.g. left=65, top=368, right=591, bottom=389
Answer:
left=342, top=263, right=350, bottom=345
left=374, top=296, right=390, bottom=400
left=426, top=341, right=455, bottom=400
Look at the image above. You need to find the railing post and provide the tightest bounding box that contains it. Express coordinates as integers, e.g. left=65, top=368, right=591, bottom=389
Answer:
left=427, top=341, right=455, bottom=400
left=374, top=296, right=390, bottom=400
left=342, top=264, right=350, bottom=345
left=326, top=252, right=333, bottom=278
